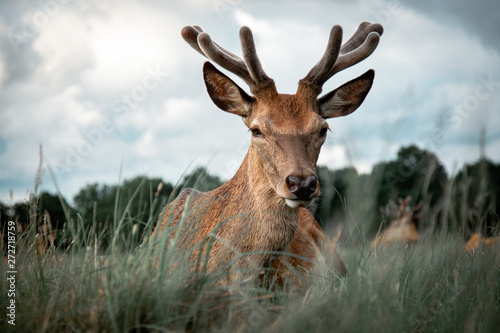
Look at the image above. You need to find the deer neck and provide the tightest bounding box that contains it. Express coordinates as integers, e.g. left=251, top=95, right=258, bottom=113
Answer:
left=228, top=145, right=286, bottom=212
left=220, top=144, right=300, bottom=250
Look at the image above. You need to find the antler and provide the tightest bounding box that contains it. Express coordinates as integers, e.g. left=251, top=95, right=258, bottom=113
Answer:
left=397, top=196, right=411, bottom=220
left=299, top=22, right=383, bottom=94
left=181, top=25, right=276, bottom=96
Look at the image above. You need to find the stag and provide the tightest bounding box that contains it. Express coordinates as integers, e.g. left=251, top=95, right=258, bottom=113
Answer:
left=371, top=197, right=422, bottom=249
left=152, top=23, right=383, bottom=286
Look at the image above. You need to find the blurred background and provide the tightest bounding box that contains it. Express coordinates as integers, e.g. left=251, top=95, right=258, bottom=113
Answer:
left=1, top=0, right=499, bottom=242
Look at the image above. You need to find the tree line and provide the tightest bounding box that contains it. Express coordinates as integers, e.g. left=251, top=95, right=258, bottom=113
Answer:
left=1, top=145, right=499, bottom=249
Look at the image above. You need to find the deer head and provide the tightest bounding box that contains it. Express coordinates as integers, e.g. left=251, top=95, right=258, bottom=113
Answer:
left=182, top=23, right=383, bottom=209
left=372, top=197, right=422, bottom=248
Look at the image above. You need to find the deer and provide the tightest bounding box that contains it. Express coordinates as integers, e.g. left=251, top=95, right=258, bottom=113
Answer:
left=465, top=232, right=499, bottom=253
left=152, top=22, right=383, bottom=287
left=371, top=197, right=422, bottom=249
left=35, top=210, right=56, bottom=256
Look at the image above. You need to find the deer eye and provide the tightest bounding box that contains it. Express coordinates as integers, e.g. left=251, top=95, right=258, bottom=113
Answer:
left=319, top=127, right=328, bottom=137
left=251, top=128, right=263, bottom=137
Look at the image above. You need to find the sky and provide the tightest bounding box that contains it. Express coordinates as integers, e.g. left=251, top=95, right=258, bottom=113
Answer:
left=0, top=0, right=499, bottom=205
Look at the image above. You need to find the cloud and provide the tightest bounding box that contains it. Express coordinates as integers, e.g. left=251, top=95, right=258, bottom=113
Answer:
left=0, top=0, right=499, bottom=205
left=401, top=0, right=500, bottom=54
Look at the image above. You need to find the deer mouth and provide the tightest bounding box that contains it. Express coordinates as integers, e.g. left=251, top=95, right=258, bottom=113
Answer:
left=284, top=198, right=313, bottom=209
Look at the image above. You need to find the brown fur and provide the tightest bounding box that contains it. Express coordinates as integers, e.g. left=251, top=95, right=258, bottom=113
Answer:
left=152, top=92, right=348, bottom=285
left=153, top=142, right=344, bottom=285
left=465, top=233, right=499, bottom=253
left=270, top=209, right=346, bottom=287
left=152, top=25, right=380, bottom=287
left=371, top=198, right=421, bottom=248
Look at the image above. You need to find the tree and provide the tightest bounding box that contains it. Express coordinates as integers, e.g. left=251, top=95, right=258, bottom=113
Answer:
left=71, top=168, right=223, bottom=249
left=74, top=183, right=116, bottom=227
left=368, top=145, right=447, bottom=232
left=314, top=166, right=359, bottom=228
left=379, top=146, right=446, bottom=206
left=73, top=177, right=172, bottom=249
left=38, top=192, right=73, bottom=230
left=453, top=158, right=500, bottom=236
left=115, top=176, right=174, bottom=227
left=175, top=167, right=224, bottom=194
left=1, top=201, right=11, bottom=252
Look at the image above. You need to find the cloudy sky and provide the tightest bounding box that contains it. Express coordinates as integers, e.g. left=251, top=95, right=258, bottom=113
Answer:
left=1, top=0, right=499, bottom=205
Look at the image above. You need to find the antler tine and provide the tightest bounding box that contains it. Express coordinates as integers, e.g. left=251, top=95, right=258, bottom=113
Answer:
left=327, top=22, right=383, bottom=78
left=299, top=22, right=383, bottom=94
left=240, top=26, right=271, bottom=84
left=397, top=197, right=409, bottom=220
left=182, top=25, right=252, bottom=84
left=341, top=22, right=383, bottom=53
left=329, top=34, right=381, bottom=77
left=197, top=32, right=253, bottom=85
left=182, top=26, right=241, bottom=60
left=181, top=26, right=205, bottom=57
left=181, top=25, right=274, bottom=94
left=301, top=25, right=343, bottom=88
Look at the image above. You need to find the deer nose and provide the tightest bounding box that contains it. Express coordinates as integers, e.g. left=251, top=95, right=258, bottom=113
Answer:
left=286, top=175, right=318, bottom=200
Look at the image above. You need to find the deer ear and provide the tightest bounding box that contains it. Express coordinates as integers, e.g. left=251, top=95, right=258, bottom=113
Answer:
left=203, top=62, right=253, bottom=117
left=318, top=70, right=374, bottom=119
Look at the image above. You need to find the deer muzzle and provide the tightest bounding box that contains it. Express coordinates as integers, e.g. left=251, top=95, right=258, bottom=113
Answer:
left=284, top=174, right=319, bottom=208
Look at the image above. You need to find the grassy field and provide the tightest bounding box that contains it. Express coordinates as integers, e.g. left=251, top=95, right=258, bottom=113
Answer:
left=1, top=155, right=499, bottom=332
left=2, top=220, right=499, bottom=332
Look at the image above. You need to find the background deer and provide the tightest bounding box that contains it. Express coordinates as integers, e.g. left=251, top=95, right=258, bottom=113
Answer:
left=152, top=22, right=383, bottom=286
left=36, top=210, right=56, bottom=256
left=371, top=197, right=422, bottom=248
left=465, top=232, right=499, bottom=253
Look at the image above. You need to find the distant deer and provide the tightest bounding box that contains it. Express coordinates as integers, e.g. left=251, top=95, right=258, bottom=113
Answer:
left=465, top=232, right=499, bottom=253
left=36, top=210, right=56, bottom=255
left=152, top=23, right=383, bottom=286
left=371, top=197, right=422, bottom=248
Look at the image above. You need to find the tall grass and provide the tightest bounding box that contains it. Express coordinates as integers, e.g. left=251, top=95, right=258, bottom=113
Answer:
left=2, top=160, right=500, bottom=332
left=2, top=217, right=499, bottom=332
